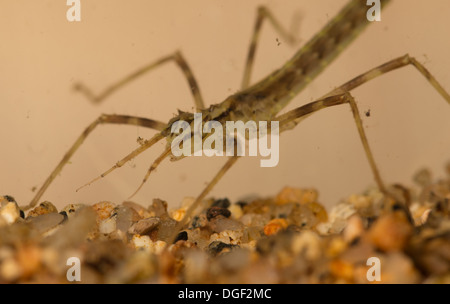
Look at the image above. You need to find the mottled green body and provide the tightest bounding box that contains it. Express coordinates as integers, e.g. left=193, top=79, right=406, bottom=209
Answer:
left=165, top=1, right=390, bottom=138
left=215, top=0, right=389, bottom=121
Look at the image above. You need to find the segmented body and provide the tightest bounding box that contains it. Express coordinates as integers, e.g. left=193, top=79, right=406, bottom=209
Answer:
left=164, top=0, right=390, bottom=147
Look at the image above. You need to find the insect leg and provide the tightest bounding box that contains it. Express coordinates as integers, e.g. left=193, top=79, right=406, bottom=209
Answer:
left=74, top=51, right=206, bottom=110
left=329, top=54, right=450, bottom=105
left=276, top=93, right=387, bottom=194
left=277, top=54, right=450, bottom=196
left=241, top=6, right=300, bottom=89
left=25, top=114, right=166, bottom=210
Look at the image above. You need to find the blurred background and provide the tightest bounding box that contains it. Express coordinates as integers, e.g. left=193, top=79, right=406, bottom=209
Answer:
left=1, top=0, right=450, bottom=210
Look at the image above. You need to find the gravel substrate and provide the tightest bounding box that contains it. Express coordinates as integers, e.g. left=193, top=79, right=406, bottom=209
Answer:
left=0, top=165, right=449, bottom=284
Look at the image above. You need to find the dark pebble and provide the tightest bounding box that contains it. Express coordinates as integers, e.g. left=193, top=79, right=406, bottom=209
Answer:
left=59, top=211, right=69, bottom=223
left=191, top=215, right=199, bottom=227
left=212, top=198, right=230, bottom=209
left=365, top=216, right=377, bottom=228
left=206, top=207, right=231, bottom=221
left=173, top=231, right=188, bottom=243
left=236, top=201, right=248, bottom=208
left=349, top=237, right=361, bottom=247
left=208, top=241, right=237, bottom=257
left=4, top=195, right=16, bottom=203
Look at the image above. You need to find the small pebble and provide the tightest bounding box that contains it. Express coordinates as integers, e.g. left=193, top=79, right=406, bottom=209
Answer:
left=1, top=195, right=16, bottom=203
left=343, top=215, right=364, bottom=244
left=0, top=258, right=22, bottom=281
left=210, top=229, right=244, bottom=245
left=190, top=214, right=208, bottom=229
left=132, top=235, right=166, bottom=255
left=291, top=231, right=322, bottom=261
left=173, top=231, right=188, bottom=243
left=114, top=205, right=134, bottom=232
left=170, top=207, right=186, bottom=222
left=209, top=217, right=244, bottom=233
left=122, top=201, right=154, bottom=219
left=369, top=212, right=413, bottom=252
left=212, top=198, right=230, bottom=209
left=99, top=214, right=117, bottom=234
left=61, top=204, right=86, bottom=218
left=128, top=217, right=161, bottom=235
left=156, top=218, right=178, bottom=242
left=92, top=201, right=116, bottom=222
left=26, top=201, right=58, bottom=218
left=149, top=199, right=169, bottom=218
left=206, top=206, right=231, bottom=221
left=26, top=213, right=65, bottom=235
left=228, top=204, right=243, bottom=219
left=263, top=218, right=288, bottom=236
left=0, top=199, right=21, bottom=224
left=275, top=187, right=318, bottom=205
left=208, top=241, right=237, bottom=257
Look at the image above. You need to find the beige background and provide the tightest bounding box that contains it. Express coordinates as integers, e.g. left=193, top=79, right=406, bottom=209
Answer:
left=1, top=0, right=450, bottom=210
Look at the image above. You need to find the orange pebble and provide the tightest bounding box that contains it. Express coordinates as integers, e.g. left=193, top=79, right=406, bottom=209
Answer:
left=275, top=187, right=318, bottom=205
left=330, top=259, right=354, bottom=282
left=92, top=201, right=116, bottom=221
left=306, top=202, right=328, bottom=223
left=16, top=245, right=42, bottom=279
left=27, top=201, right=58, bottom=218
left=264, top=218, right=289, bottom=236
left=369, top=212, right=413, bottom=252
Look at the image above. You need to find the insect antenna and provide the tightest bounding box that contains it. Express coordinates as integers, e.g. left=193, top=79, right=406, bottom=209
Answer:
left=76, top=133, right=165, bottom=192
left=127, top=147, right=172, bottom=200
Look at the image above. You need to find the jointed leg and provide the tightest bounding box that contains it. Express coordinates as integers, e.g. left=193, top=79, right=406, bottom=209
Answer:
left=277, top=93, right=387, bottom=194
left=278, top=54, right=450, bottom=196
left=328, top=54, right=450, bottom=104
left=24, top=114, right=166, bottom=210
left=325, top=54, right=450, bottom=192
left=241, top=6, right=300, bottom=89
left=74, top=51, right=206, bottom=111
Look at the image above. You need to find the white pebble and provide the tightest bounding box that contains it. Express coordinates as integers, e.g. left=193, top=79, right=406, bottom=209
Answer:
left=99, top=217, right=117, bottom=234
left=132, top=235, right=152, bottom=250
left=229, top=204, right=243, bottom=219
left=0, top=202, right=20, bottom=224
left=0, top=258, right=22, bottom=281
left=131, top=235, right=166, bottom=254
left=291, top=231, right=322, bottom=261
left=210, top=229, right=243, bottom=245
